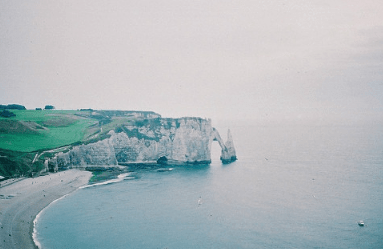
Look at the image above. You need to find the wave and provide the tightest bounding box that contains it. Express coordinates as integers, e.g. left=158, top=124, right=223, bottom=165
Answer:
left=33, top=191, right=77, bottom=249
left=33, top=173, right=132, bottom=248
left=80, top=173, right=133, bottom=189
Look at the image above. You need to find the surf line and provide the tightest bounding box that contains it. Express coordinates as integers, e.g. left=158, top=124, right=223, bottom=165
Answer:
left=32, top=191, right=77, bottom=249
left=80, top=173, right=132, bottom=189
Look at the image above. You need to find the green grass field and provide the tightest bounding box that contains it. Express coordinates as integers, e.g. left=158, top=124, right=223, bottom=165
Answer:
left=0, top=109, right=151, bottom=177
left=0, top=110, right=96, bottom=152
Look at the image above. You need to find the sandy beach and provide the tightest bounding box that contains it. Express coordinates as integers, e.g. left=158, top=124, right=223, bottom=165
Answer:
left=0, top=170, right=92, bottom=249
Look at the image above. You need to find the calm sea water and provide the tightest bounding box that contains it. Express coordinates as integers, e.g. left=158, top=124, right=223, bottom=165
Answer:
left=35, top=123, right=383, bottom=248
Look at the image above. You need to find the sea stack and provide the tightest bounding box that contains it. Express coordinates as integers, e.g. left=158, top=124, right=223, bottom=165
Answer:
left=220, top=129, right=237, bottom=164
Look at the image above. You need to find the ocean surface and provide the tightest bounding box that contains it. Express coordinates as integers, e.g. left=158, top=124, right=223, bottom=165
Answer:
left=35, top=123, right=383, bottom=248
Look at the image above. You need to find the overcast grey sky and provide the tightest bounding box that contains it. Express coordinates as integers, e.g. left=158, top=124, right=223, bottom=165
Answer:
left=1, top=0, right=382, bottom=124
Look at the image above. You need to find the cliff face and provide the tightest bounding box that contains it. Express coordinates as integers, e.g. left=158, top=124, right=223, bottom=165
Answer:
left=48, top=117, right=236, bottom=170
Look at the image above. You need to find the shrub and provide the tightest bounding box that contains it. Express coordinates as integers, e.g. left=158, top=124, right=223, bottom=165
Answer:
left=44, top=105, right=55, bottom=110
left=0, top=104, right=26, bottom=110
left=0, top=110, right=16, bottom=118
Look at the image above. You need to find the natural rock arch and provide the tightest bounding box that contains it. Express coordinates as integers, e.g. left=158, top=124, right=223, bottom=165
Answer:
left=210, top=128, right=237, bottom=164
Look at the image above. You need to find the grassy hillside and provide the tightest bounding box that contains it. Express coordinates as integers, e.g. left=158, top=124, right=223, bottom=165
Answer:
left=0, top=110, right=96, bottom=152
left=0, top=109, right=160, bottom=177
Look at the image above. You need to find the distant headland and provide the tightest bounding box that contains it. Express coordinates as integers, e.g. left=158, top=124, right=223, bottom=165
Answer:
left=0, top=105, right=236, bottom=179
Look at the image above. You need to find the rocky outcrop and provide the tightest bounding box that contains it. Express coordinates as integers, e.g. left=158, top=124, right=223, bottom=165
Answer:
left=220, top=129, right=237, bottom=164
left=211, top=128, right=237, bottom=164
left=48, top=117, right=236, bottom=170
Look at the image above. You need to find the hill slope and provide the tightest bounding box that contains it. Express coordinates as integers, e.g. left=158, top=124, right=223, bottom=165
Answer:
left=0, top=109, right=160, bottom=177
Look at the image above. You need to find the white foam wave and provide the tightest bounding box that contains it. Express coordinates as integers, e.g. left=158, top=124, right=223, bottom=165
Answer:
left=33, top=173, right=132, bottom=247
left=33, top=192, right=74, bottom=248
left=80, top=173, right=132, bottom=189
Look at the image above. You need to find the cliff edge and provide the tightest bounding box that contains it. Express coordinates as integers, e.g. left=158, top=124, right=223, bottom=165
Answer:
left=48, top=117, right=236, bottom=170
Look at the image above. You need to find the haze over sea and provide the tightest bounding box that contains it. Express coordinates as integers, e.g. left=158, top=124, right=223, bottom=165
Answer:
left=35, top=122, right=383, bottom=249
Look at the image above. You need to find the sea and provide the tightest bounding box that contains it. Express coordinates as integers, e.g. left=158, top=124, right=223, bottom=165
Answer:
left=34, top=122, right=383, bottom=249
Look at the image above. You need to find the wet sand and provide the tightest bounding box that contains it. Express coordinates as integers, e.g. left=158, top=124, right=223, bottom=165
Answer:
left=0, top=170, right=92, bottom=249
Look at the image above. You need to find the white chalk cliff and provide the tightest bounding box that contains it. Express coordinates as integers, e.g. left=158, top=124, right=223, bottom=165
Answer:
left=48, top=117, right=236, bottom=170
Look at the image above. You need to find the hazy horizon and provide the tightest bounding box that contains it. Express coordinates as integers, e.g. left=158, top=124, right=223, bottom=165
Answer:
left=1, top=1, right=383, bottom=124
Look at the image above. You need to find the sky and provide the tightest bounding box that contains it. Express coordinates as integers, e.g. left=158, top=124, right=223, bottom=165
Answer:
left=1, top=0, right=383, bottom=124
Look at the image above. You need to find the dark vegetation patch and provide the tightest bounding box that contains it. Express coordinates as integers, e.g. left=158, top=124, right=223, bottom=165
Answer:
left=121, top=118, right=181, bottom=142
left=44, top=105, right=55, bottom=110
left=122, top=127, right=160, bottom=141
left=0, top=104, right=26, bottom=110
left=161, top=118, right=181, bottom=128
left=0, top=149, right=44, bottom=177
left=113, top=117, right=186, bottom=143
left=0, top=110, right=16, bottom=118
left=82, top=132, right=112, bottom=145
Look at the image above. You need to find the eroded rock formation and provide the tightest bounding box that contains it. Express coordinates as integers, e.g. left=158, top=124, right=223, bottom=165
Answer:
left=48, top=117, right=236, bottom=170
left=220, top=129, right=237, bottom=164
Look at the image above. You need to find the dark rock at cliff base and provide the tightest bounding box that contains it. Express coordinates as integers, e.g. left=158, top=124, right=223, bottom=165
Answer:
left=221, top=156, right=238, bottom=164
left=157, top=156, right=168, bottom=165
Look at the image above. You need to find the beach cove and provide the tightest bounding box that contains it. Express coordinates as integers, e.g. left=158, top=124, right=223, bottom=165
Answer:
left=0, top=170, right=92, bottom=249
left=34, top=124, right=383, bottom=249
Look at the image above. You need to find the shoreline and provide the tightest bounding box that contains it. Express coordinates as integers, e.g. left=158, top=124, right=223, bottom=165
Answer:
left=32, top=191, right=75, bottom=249
left=0, top=169, right=92, bottom=249
left=32, top=171, right=130, bottom=248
